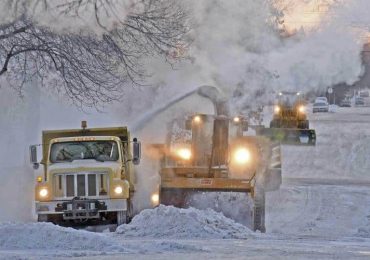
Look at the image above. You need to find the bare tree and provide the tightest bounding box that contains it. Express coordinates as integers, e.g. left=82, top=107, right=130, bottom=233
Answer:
left=0, top=1, right=189, bottom=108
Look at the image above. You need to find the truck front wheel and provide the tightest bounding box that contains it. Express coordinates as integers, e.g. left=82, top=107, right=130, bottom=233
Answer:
left=116, top=211, right=128, bottom=226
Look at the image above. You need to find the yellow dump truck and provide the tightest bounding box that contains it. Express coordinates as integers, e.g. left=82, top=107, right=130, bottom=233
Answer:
left=29, top=122, right=141, bottom=226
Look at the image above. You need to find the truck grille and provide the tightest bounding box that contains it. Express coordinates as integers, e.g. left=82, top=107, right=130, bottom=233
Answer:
left=54, top=172, right=109, bottom=199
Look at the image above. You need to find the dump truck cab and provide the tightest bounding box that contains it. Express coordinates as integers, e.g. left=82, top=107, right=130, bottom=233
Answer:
left=30, top=122, right=141, bottom=226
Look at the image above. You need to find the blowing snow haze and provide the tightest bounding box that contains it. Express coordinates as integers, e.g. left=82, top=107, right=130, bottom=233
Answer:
left=0, top=0, right=370, bottom=221
left=120, top=0, right=368, bottom=120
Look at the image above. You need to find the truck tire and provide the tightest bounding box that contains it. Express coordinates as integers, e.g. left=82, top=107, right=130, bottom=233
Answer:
left=116, top=211, right=128, bottom=226
left=252, top=187, right=266, bottom=233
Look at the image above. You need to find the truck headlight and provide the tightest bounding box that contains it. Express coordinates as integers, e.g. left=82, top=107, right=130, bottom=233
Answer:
left=193, top=115, right=201, bottom=123
left=176, top=148, right=191, bottom=160
left=114, top=186, right=123, bottom=194
left=274, top=106, right=280, bottom=114
left=298, top=105, right=306, bottom=114
left=151, top=193, right=159, bottom=204
left=233, top=148, right=251, bottom=164
left=39, top=188, right=48, bottom=197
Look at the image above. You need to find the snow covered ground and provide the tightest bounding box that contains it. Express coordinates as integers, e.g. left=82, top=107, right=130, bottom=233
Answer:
left=2, top=107, right=370, bottom=259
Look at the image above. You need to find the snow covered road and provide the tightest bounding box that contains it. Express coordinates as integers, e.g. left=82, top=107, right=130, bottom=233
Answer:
left=1, top=107, right=370, bottom=259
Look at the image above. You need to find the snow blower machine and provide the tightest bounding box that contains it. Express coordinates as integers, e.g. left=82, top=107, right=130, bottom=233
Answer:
left=256, top=91, right=316, bottom=146
left=153, top=86, right=282, bottom=233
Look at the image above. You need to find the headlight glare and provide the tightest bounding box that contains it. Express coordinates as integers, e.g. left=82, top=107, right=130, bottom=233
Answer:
left=151, top=193, right=159, bottom=204
left=114, top=186, right=123, bottom=194
left=274, top=106, right=280, bottom=114
left=39, top=188, right=48, bottom=197
left=298, top=105, right=306, bottom=114
left=234, top=148, right=251, bottom=164
left=193, top=115, right=201, bottom=123
left=177, top=148, right=191, bottom=160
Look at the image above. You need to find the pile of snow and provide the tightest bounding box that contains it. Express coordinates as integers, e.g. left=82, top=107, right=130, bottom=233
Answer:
left=0, top=222, right=126, bottom=252
left=116, top=205, right=253, bottom=239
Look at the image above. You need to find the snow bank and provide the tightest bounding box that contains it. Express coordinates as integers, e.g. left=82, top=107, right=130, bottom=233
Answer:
left=0, top=222, right=206, bottom=257
left=116, top=205, right=253, bottom=239
left=278, top=107, right=370, bottom=180
left=0, top=222, right=126, bottom=252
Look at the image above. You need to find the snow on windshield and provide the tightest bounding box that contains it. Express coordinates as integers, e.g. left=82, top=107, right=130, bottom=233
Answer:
left=50, top=141, right=119, bottom=163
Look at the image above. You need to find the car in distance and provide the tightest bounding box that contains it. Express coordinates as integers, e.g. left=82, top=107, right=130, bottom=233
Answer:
left=355, top=97, right=365, bottom=106
left=315, top=97, right=328, bottom=105
left=340, top=98, right=351, bottom=107
left=359, top=91, right=369, bottom=98
left=313, top=101, right=329, bottom=113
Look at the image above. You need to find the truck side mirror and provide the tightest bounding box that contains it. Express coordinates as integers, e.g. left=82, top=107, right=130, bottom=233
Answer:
left=132, top=138, right=141, bottom=165
left=29, top=145, right=39, bottom=169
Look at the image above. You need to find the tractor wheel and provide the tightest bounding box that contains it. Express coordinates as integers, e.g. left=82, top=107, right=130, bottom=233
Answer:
left=252, top=187, right=266, bottom=233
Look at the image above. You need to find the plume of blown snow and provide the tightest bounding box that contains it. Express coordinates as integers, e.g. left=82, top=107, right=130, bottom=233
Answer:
left=117, top=0, right=370, bottom=210
left=122, top=0, right=368, bottom=117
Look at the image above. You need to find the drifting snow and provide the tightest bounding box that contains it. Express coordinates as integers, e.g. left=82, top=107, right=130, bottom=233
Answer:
left=116, top=205, right=253, bottom=239
left=0, top=222, right=205, bottom=258
left=0, top=222, right=127, bottom=252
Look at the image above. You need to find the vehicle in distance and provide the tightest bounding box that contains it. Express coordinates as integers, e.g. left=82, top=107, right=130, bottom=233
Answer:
left=359, top=91, right=369, bottom=98
left=258, top=91, right=316, bottom=146
left=313, top=101, right=329, bottom=113
left=315, top=96, right=328, bottom=105
left=355, top=97, right=365, bottom=106
left=339, top=98, right=351, bottom=107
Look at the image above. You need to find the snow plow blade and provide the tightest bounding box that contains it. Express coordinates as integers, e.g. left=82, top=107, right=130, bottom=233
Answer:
left=256, top=127, right=316, bottom=146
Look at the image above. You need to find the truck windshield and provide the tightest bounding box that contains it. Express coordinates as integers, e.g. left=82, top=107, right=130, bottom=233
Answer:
left=50, top=141, right=119, bottom=163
